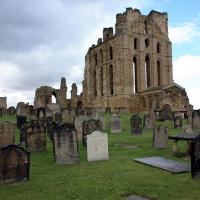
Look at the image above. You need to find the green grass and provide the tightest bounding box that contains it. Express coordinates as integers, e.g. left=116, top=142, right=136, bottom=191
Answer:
left=0, top=114, right=199, bottom=200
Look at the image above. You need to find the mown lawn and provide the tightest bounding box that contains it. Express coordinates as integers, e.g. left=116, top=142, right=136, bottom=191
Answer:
left=0, top=114, right=199, bottom=200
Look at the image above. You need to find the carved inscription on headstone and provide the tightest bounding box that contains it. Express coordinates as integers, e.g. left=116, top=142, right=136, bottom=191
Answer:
left=52, top=123, right=79, bottom=165
left=0, top=144, right=30, bottom=183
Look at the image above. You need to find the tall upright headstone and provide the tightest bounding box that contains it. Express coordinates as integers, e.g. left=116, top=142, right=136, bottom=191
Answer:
left=111, top=114, right=122, bottom=133
left=153, top=126, right=168, bottom=149
left=52, top=123, right=79, bottom=165
left=87, top=131, right=109, bottom=162
left=130, top=115, right=142, bottom=135
left=0, top=121, right=16, bottom=147
left=174, top=116, right=182, bottom=128
left=75, top=115, right=89, bottom=140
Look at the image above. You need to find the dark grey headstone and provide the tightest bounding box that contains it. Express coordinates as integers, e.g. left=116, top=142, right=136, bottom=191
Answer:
left=52, top=123, right=79, bottom=165
left=134, top=156, right=190, bottom=173
left=153, top=126, right=168, bottom=149
left=0, top=144, right=30, bottom=183
left=82, top=119, right=102, bottom=147
left=130, top=115, right=142, bottom=135
left=161, top=104, right=172, bottom=120
left=191, top=135, right=200, bottom=178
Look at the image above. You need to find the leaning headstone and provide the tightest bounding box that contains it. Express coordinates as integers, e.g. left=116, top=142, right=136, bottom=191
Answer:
left=0, top=144, right=30, bottom=183
left=191, top=135, right=200, bottom=178
left=52, top=123, right=79, bottom=165
left=87, top=131, right=109, bottom=162
left=24, top=121, right=46, bottom=152
left=111, top=114, right=122, bottom=133
left=192, top=114, right=200, bottom=132
left=75, top=115, right=89, bottom=140
left=174, top=116, right=182, bottom=128
left=130, top=115, right=142, bottom=135
left=82, top=119, right=102, bottom=147
left=0, top=121, right=16, bottom=147
left=153, top=126, right=168, bottom=149
left=182, top=124, right=193, bottom=134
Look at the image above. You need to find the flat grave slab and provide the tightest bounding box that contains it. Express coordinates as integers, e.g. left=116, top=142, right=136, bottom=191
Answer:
left=126, top=195, right=151, bottom=200
left=134, top=156, right=190, bottom=174
left=115, top=143, right=139, bottom=149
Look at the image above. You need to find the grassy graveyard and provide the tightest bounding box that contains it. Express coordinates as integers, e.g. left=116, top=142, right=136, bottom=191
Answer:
left=0, top=114, right=200, bottom=200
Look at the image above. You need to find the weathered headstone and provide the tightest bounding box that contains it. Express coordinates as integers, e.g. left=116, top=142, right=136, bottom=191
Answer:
left=52, top=123, right=79, bottom=165
left=87, top=131, right=109, bottom=162
left=191, top=135, right=200, bottom=178
left=161, top=104, right=172, bottom=120
left=62, top=108, right=74, bottom=124
left=130, top=115, right=142, bottom=135
left=143, top=114, right=153, bottom=129
left=82, top=119, right=102, bottom=147
left=174, top=116, right=182, bottom=128
left=55, top=112, right=62, bottom=124
left=182, top=124, right=193, bottom=134
left=0, top=121, right=16, bottom=147
left=24, top=121, right=46, bottom=152
left=0, top=144, right=30, bottom=183
left=75, top=115, right=89, bottom=140
left=37, top=108, right=45, bottom=120
left=111, top=114, right=122, bottom=133
left=30, top=110, right=37, bottom=121
left=16, top=116, right=26, bottom=129
left=8, top=106, right=16, bottom=115
left=153, top=126, right=168, bottom=149
left=192, top=114, right=200, bottom=132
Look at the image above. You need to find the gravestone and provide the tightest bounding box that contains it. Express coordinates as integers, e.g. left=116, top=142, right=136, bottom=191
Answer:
left=111, top=114, right=122, bottom=133
left=143, top=114, right=153, bottom=129
left=161, top=104, right=172, bottom=120
left=82, top=119, right=102, bottom=147
left=8, top=106, right=16, bottom=115
left=62, top=108, right=74, bottom=124
left=0, top=121, right=16, bottom=147
left=174, top=116, right=182, bottom=128
left=192, top=114, right=200, bottom=132
left=37, top=108, right=45, bottom=120
left=55, top=112, right=62, bottom=124
left=191, top=135, right=200, bottom=178
left=0, top=144, right=30, bottom=183
left=153, top=126, right=168, bottom=149
left=16, top=116, right=26, bottom=129
left=46, top=107, right=53, bottom=119
left=130, top=115, right=142, bottom=135
left=75, top=116, right=89, bottom=140
left=24, top=121, right=46, bottom=152
left=87, top=131, right=109, bottom=162
left=182, top=124, right=193, bottom=134
left=52, top=123, right=79, bottom=165
left=30, top=110, right=37, bottom=121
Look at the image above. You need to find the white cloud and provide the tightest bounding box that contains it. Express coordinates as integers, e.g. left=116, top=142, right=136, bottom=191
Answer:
left=169, top=21, right=200, bottom=44
left=174, top=55, right=200, bottom=109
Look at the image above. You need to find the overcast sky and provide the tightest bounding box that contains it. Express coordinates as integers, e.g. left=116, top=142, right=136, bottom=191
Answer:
left=0, top=0, right=200, bottom=109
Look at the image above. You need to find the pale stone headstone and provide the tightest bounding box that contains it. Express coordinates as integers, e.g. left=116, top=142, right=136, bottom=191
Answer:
left=182, top=124, right=193, bottom=134
left=111, top=114, right=122, bottom=133
left=0, top=121, right=16, bottom=147
left=153, top=126, right=168, bottom=149
left=62, top=108, right=74, bottom=124
left=75, top=115, right=89, bottom=140
left=52, top=123, right=79, bottom=165
left=143, top=114, right=153, bottom=129
left=87, top=131, right=109, bottom=162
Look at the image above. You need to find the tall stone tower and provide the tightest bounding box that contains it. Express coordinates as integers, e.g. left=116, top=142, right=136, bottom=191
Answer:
left=83, top=8, right=189, bottom=112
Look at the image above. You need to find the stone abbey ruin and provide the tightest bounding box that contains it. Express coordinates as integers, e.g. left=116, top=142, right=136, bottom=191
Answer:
left=32, top=8, right=190, bottom=114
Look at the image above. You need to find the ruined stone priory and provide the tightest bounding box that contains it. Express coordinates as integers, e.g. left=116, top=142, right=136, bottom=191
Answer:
left=82, top=8, right=190, bottom=113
